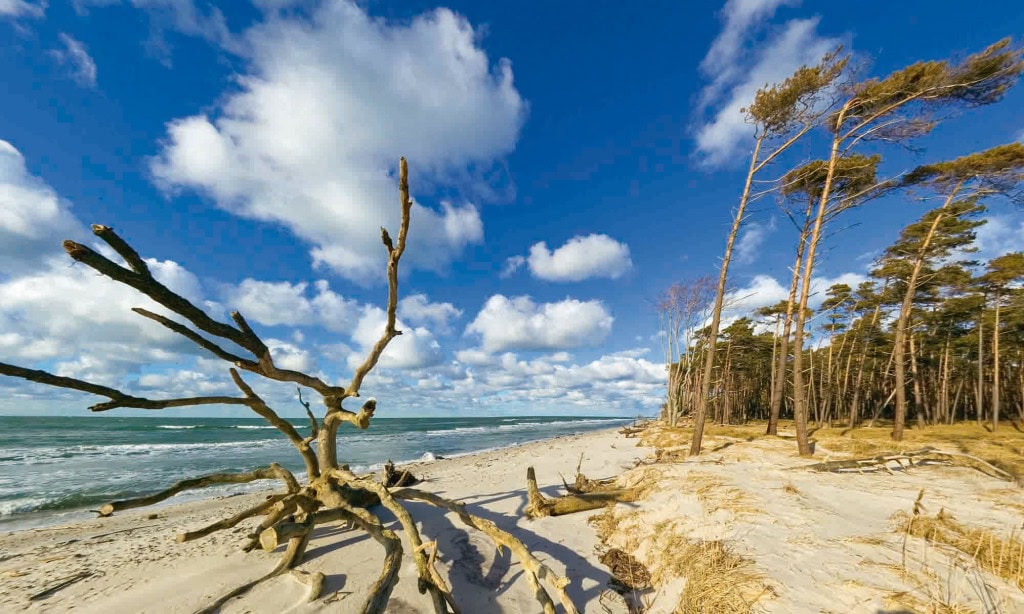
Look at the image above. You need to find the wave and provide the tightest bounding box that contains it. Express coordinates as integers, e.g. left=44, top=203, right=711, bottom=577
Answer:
left=234, top=425, right=276, bottom=430
left=1, top=438, right=285, bottom=466
left=157, top=425, right=199, bottom=429
left=0, top=496, right=56, bottom=517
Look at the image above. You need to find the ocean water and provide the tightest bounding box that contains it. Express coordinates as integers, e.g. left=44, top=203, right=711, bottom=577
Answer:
left=0, top=415, right=630, bottom=532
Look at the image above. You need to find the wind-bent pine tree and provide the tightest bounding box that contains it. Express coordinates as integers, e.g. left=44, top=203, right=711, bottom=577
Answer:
left=769, top=154, right=882, bottom=438
left=981, top=252, right=1024, bottom=431
left=0, top=159, right=579, bottom=614
left=886, top=143, right=1024, bottom=440
left=788, top=38, right=1024, bottom=455
left=690, top=50, right=847, bottom=455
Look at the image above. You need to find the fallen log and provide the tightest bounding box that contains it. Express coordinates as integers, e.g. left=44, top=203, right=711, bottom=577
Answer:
left=799, top=447, right=1020, bottom=485
left=526, top=467, right=640, bottom=518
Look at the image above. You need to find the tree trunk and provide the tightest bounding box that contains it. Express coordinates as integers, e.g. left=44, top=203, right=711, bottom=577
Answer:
left=692, top=137, right=764, bottom=455
left=977, top=315, right=985, bottom=425
left=993, top=296, right=1001, bottom=431
left=792, top=116, right=849, bottom=456
left=891, top=183, right=962, bottom=440
left=768, top=199, right=814, bottom=435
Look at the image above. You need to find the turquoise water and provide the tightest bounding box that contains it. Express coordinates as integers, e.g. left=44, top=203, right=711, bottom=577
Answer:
left=0, top=415, right=629, bottom=531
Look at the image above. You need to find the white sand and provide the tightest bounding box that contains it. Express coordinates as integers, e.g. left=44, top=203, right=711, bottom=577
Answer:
left=3, top=426, right=1022, bottom=613
left=0, top=429, right=649, bottom=613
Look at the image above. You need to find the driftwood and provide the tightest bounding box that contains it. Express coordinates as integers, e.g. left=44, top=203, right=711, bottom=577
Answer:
left=526, top=467, right=640, bottom=519
left=0, top=158, right=576, bottom=614
left=383, top=460, right=420, bottom=487
left=560, top=453, right=617, bottom=494
left=800, top=447, right=1020, bottom=484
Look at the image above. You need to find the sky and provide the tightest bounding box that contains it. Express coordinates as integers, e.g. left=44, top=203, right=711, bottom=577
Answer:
left=1, top=0, right=1023, bottom=418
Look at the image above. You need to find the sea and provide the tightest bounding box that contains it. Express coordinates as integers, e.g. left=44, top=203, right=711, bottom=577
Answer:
left=0, top=414, right=631, bottom=532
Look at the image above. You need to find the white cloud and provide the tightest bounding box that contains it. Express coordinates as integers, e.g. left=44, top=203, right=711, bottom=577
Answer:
left=398, top=294, right=462, bottom=334
left=223, top=279, right=359, bottom=333
left=973, top=215, right=1024, bottom=263
left=718, top=270, right=866, bottom=328
left=695, top=7, right=842, bottom=166
left=151, top=1, right=525, bottom=282
left=507, top=234, right=633, bottom=282
left=735, top=218, right=776, bottom=264
left=73, top=0, right=235, bottom=63
left=699, top=0, right=796, bottom=106
left=500, top=254, right=526, bottom=278
left=0, top=255, right=209, bottom=374
left=0, top=0, right=44, bottom=18
left=0, top=139, right=84, bottom=275
left=465, top=295, right=613, bottom=353
left=349, top=306, right=442, bottom=370
left=51, top=33, right=98, bottom=87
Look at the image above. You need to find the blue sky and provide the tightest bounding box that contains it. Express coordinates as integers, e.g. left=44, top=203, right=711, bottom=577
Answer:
left=1, top=0, right=1023, bottom=418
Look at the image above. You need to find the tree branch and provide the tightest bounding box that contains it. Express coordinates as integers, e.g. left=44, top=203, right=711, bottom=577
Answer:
left=346, top=157, right=413, bottom=399
left=97, top=464, right=299, bottom=517
left=0, top=362, right=250, bottom=412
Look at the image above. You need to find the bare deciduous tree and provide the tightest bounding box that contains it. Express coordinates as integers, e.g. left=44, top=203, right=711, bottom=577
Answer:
left=0, top=158, right=578, bottom=614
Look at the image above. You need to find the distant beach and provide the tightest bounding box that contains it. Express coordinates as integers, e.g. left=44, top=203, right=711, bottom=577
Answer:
left=0, top=415, right=631, bottom=532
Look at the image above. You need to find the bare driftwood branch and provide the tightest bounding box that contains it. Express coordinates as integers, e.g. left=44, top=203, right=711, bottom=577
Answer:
left=0, top=362, right=249, bottom=412
left=345, top=156, right=413, bottom=398
left=526, top=467, right=640, bottom=518
left=177, top=494, right=289, bottom=543
left=392, top=488, right=579, bottom=614
left=98, top=464, right=299, bottom=517
left=799, top=447, right=1019, bottom=484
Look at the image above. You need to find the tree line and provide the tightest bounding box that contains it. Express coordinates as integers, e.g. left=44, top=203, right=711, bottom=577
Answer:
left=660, top=39, right=1024, bottom=456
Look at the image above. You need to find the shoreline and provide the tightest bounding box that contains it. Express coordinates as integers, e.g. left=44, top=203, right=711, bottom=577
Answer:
left=0, top=417, right=638, bottom=534
left=0, top=426, right=649, bottom=613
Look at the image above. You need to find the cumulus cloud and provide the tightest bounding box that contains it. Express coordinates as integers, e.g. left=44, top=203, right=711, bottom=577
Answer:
left=0, top=0, right=44, bottom=18
left=50, top=33, right=98, bottom=87
left=972, top=215, right=1024, bottom=263
left=151, top=1, right=525, bottom=282
left=695, top=1, right=842, bottom=166
left=222, top=278, right=359, bottom=332
left=398, top=294, right=462, bottom=334
left=442, top=349, right=666, bottom=412
left=465, top=295, right=614, bottom=353
left=0, top=256, right=210, bottom=375
left=0, top=140, right=84, bottom=275
left=735, top=218, right=776, bottom=264
left=505, top=234, right=633, bottom=282
left=349, top=306, right=442, bottom=370
left=718, top=271, right=867, bottom=328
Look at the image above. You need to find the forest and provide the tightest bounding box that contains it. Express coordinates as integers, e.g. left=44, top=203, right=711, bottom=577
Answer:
left=659, top=39, right=1024, bottom=457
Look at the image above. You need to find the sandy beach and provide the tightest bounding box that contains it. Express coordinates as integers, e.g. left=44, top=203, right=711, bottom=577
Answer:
left=0, top=428, right=650, bottom=613
left=2, top=422, right=1023, bottom=613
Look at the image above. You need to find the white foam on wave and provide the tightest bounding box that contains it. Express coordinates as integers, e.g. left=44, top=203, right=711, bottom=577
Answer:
left=2, top=438, right=286, bottom=466
left=234, top=425, right=276, bottom=430
left=0, top=496, right=56, bottom=517
left=157, top=425, right=198, bottom=429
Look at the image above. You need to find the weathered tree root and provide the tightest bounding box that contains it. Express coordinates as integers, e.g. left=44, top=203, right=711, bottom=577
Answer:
left=800, top=447, right=1020, bottom=485
left=178, top=494, right=289, bottom=543
left=391, top=488, right=579, bottom=614
left=526, top=467, right=640, bottom=518
left=98, top=464, right=299, bottom=517
left=560, top=454, right=617, bottom=495
left=196, top=518, right=314, bottom=614
left=329, top=469, right=453, bottom=614
left=383, top=460, right=420, bottom=487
